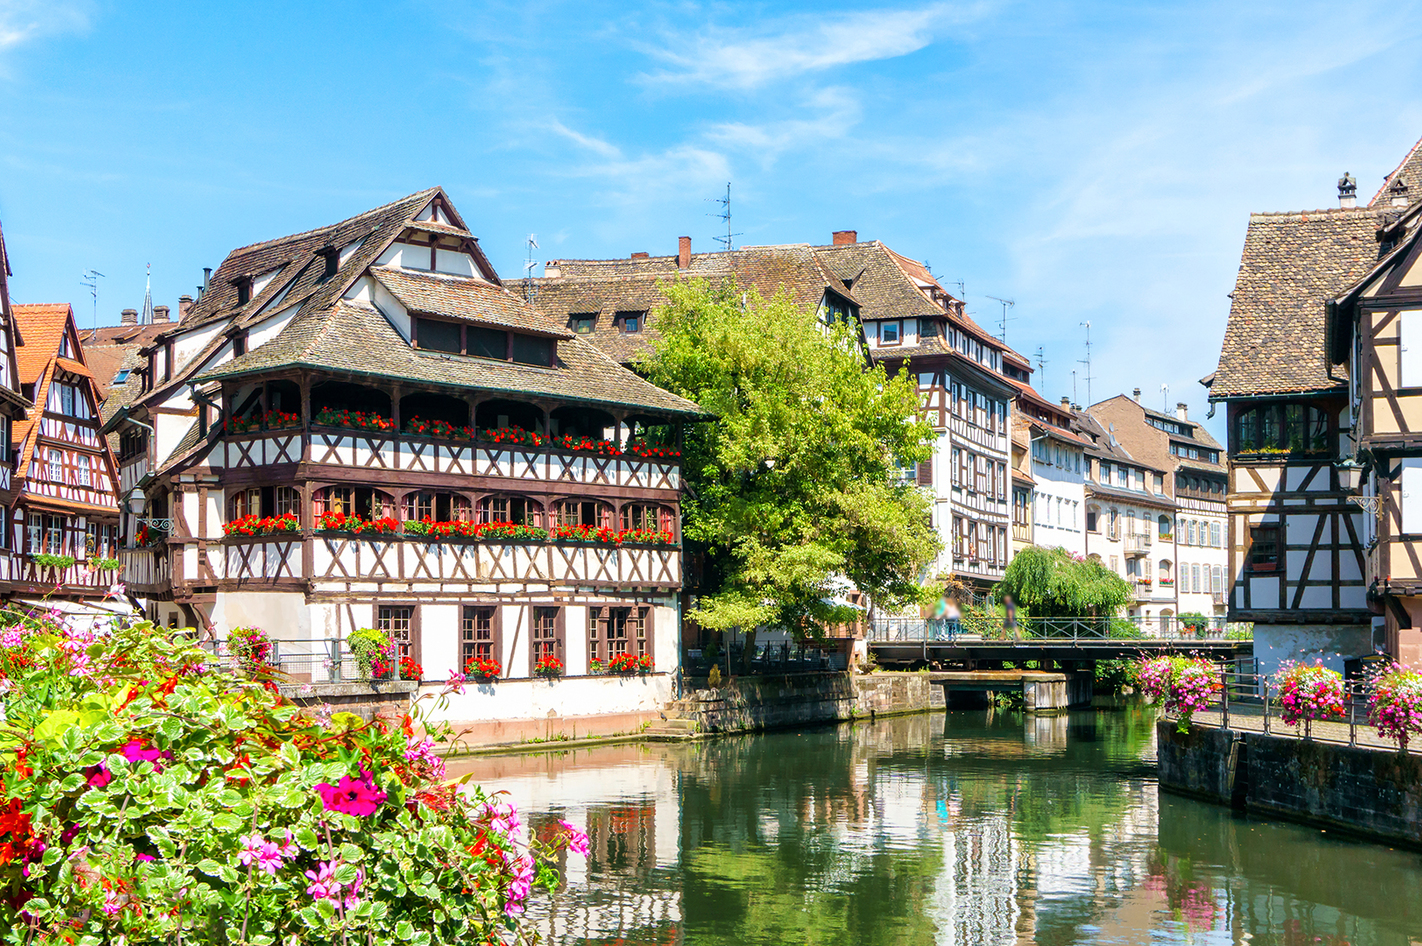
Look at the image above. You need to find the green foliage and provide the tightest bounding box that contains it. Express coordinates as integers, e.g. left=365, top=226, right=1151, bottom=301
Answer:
left=29, top=554, right=76, bottom=570
left=994, top=546, right=1133, bottom=619
left=90, top=557, right=121, bottom=571
left=0, top=614, right=582, bottom=943
left=637, top=279, right=940, bottom=636
left=349, top=626, right=390, bottom=678
left=1176, top=611, right=1210, bottom=631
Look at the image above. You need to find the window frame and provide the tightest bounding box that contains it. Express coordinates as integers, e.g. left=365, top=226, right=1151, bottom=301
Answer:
left=879, top=320, right=902, bottom=346
left=1247, top=525, right=1281, bottom=573
left=377, top=604, right=420, bottom=677
left=461, top=605, right=500, bottom=674
left=530, top=606, right=563, bottom=674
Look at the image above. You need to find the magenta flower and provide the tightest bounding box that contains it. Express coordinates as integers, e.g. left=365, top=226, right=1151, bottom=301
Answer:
left=444, top=670, right=468, bottom=695
left=304, top=861, right=339, bottom=901
left=119, top=738, right=171, bottom=772
left=237, top=833, right=286, bottom=875
left=559, top=819, right=590, bottom=857
left=315, top=773, right=387, bottom=817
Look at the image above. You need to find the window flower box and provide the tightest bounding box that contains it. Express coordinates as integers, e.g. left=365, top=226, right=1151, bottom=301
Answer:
left=224, top=512, right=301, bottom=537
left=224, top=409, right=302, bottom=435
left=405, top=416, right=475, bottom=441
left=551, top=525, right=677, bottom=545
left=607, top=653, right=653, bottom=675
left=30, top=553, right=76, bottom=570
left=1159, top=577, right=1175, bottom=587
left=534, top=655, right=564, bottom=679
left=314, top=406, right=396, bottom=431
left=466, top=656, right=502, bottom=682
left=317, top=512, right=401, bottom=534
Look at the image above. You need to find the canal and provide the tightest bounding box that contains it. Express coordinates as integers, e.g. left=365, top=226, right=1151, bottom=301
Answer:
left=449, top=708, right=1422, bottom=945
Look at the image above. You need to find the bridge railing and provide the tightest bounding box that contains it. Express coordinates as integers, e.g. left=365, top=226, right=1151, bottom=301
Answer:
left=868, top=614, right=1249, bottom=642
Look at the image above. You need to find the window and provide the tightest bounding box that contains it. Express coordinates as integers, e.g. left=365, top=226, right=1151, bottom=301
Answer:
left=1248, top=526, right=1280, bottom=572
left=620, top=503, right=675, bottom=535
left=231, top=488, right=261, bottom=519
left=531, top=607, right=561, bottom=671
left=880, top=321, right=901, bottom=345
left=1117, top=466, right=1128, bottom=488
left=47, top=448, right=62, bottom=482
left=1187, top=521, right=1197, bottom=546
left=415, top=317, right=462, bottom=354
left=275, top=487, right=300, bottom=516
left=1100, top=462, right=1111, bottom=484
left=616, top=311, right=646, bottom=334
left=1210, top=522, right=1221, bottom=547
left=1233, top=403, right=1328, bottom=455
left=467, top=327, right=506, bottom=360
left=570, top=314, right=596, bottom=334
left=555, top=500, right=612, bottom=529
left=402, top=491, right=472, bottom=522
left=510, top=334, right=555, bottom=367
left=313, top=486, right=395, bottom=519
left=377, top=606, right=418, bottom=676
left=1153, top=473, right=1164, bottom=493
left=461, top=606, right=498, bottom=670
left=478, top=495, right=542, bottom=526
left=1212, top=566, right=1223, bottom=595
left=232, top=332, right=247, bottom=357
left=1192, top=564, right=1202, bottom=594
left=77, top=454, right=92, bottom=488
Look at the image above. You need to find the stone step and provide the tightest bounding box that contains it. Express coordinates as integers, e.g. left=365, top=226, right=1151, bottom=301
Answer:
left=651, top=717, right=700, bottom=731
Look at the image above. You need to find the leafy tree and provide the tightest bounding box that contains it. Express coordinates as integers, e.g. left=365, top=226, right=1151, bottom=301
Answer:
left=636, top=279, right=940, bottom=643
left=994, top=546, right=1132, bottom=619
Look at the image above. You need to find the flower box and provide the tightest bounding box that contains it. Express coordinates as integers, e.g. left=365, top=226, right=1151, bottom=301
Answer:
left=317, top=512, right=401, bottom=534
left=225, top=513, right=301, bottom=537
left=534, top=655, right=564, bottom=679
left=224, top=409, right=302, bottom=435
left=405, top=416, right=476, bottom=441
left=313, top=407, right=396, bottom=432
left=466, top=657, right=502, bottom=682
left=607, top=653, right=653, bottom=675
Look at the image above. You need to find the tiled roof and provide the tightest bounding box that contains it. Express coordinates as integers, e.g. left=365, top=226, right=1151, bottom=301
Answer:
left=1084, top=482, right=1176, bottom=511
left=11, top=303, right=108, bottom=479
left=1212, top=208, right=1384, bottom=399
left=1370, top=136, right=1422, bottom=208
left=373, top=267, right=569, bottom=337
left=195, top=300, right=704, bottom=418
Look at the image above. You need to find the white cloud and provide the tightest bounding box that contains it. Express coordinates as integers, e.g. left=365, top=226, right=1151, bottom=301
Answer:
left=0, top=0, right=90, bottom=54
left=547, top=118, right=623, bottom=159
left=639, top=2, right=990, bottom=89
left=704, top=87, right=862, bottom=164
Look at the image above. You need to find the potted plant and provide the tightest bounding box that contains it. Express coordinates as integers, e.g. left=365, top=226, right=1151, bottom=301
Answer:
left=226, top=625, right=273, bottom=677
left=466, top=656, right=501, bottom=682
left=533, top=655, right=564, bottom=679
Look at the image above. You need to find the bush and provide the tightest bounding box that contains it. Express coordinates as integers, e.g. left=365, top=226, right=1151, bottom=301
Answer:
left=1135, top=656, right=1221, bottom=732
left=225, top=626, right=273, bottom=678
left=348, top=627, right=389, bottom=679
left=0, top=614, right=584, bottom=943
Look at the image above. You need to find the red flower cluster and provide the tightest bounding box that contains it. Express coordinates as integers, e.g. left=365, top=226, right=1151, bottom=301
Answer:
left=224, top=512, right=301, bottom=537
left=551, top=525, right=676, bottom=545
left=317, top=511, right=401, bottom=534
left=533, top=655, right=564, bottom=679
left=371, top=653, right=422, bottom=680
left=626, top=442, right=681, bottom=460
left=405, top=416, right=476, bottom=441
left=482, top=426, right=545, bottom=447
left=618, top=528, right=677, bottom=545
left=607, top=653, right=653, bottom=675
left=314, top=406, right=396, bottom=431
left=466, top=656, right=502, bottom=681
left=224, top=409, right=302, bottom=435
left=402, top=519, right=550, bottom=541
left=0, top=797, right=35, bottom=866
left=548, top=434, right=621, bottom=456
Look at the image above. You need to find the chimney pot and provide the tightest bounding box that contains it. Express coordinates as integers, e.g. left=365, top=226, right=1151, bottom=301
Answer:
left=1176, top=401, right=1188, bottom=421
left=678, top=236, right=691, bottom=270
left=178, top=295, right=193, bottom=321
left=1132, top=387, right=1141, bottom=402
left=832, top=230, right=858, bottom=245
left=1338, top=172, right=1357, bottom=208
left=1390, top=174, right=1411, bottom=208
left=1061, top=396, right=1071, bottom=409
left=631, top=251, right=649, bottom=259
left=203, top=267, right=212, bottom=289
left=120, top=308, right=138, bottom=325
left=153, top=305, right=171, bottom=323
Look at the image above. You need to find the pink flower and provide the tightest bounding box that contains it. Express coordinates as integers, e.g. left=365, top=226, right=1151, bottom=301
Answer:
left=277, top=829, right=299, bottom=859
left=444, top=670, right=468, bottom=695
left=237, top=833, right=285, bottom=875
left=103, top=889, right=123, bottom=916
left=315, top=773, right=387, bottom=817
left=304, top=861, right=338, bottom=901
left=559, top=819, right=590, bottom=857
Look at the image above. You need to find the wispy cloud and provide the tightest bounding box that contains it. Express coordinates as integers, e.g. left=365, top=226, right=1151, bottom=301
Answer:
left=705, top=87, right=861, bottom=164
left=638, top=2, right=989, bottom=89
left=0, top=0, right=90, bottom=57
left=547, top=118, right=622, bottom=159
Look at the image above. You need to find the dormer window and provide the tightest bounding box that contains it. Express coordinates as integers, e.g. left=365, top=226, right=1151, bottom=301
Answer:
left=232, top=331, right=247, bottom=357
left=233, top=276, right=252, bottom=306
left=880, top=320, right=902, bottom=345
left=318, top=247, right=339, bottom=280
left=412, top=316, right=557, bottom=367
left=616, top=310, right=645, bottom=334
left=570, top=313, right=596, bottom=334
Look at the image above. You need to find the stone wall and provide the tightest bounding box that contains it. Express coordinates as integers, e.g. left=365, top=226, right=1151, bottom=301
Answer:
left=282, top=680, right=418, bottom=723
left=662, top=672, right=941, bottom=737
left=851, top=672, right=945, bottom=717
left=1157, top=719, right=1422, bottom=847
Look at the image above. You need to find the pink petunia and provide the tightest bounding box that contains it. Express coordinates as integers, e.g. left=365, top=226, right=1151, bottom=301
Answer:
left=315, top=773, right=387, bottom=817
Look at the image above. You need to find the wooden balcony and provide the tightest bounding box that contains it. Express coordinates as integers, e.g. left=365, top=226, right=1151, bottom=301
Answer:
left=10, top=556, right=121, bottom=594
left=212, top=428, right=681, bottom=492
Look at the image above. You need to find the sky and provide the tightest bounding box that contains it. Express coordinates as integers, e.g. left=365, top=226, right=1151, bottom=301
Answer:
left=4, top=0, right=1422, bottom=441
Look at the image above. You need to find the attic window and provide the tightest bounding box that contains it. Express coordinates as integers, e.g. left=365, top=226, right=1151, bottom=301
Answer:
left=318, top=247, right=339, bottom=280
left=616, top=310, right=645, bottom=333
left=232, top=332, right=247, bottom=357
left=233, top=277, right=252, bottom=306
left=113, top=369, right=131, bottom=385
left=570, top=314, right=596, bottom=335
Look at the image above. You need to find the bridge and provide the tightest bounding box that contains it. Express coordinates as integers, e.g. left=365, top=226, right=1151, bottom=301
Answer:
left=868, top=616, right=1253, bottom=669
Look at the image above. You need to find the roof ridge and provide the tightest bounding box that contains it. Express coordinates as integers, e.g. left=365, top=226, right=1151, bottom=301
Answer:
left=1371, top=133, right=1422, bottom=206
left=226, top=188, right=440, bottom=255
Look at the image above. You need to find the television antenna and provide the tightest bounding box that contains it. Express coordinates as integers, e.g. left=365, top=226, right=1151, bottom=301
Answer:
left=708, top=183, right=742, bottom=252
left=79, top=269, right=104, bottom=336
left=523, top=234, right=539, bottom=304
left=1071, top=368, right=1078, bottom=407
left=1034, top=345, right=1048, bottom=392
left=1161, top=383, right=1170, bottom=413
left=986, top=295, right=1015, bottom=343
left=1078, top=321, right=1096, bottom=407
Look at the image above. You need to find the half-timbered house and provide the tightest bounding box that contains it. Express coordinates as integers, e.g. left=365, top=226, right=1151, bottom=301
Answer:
left=104, top=189, right=702, bottom=735
left=1208, top=176, right=1383, bottom=674
left=8, top=303, right=122, bottom=607
left=0, top=221, right=35, bottom=588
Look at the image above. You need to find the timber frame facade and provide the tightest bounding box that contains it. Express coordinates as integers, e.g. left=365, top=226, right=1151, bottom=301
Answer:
left=104, top=189, right=702, bottom=720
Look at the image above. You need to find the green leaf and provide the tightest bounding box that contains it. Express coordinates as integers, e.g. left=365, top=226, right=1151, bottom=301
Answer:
left=333, top=862, right=359, bottom=885
left=340, top=842, right=363, bottom=863
left=395, top=920, right=415, bottom=941
left=295, top=825, right=319, bottom=850
left=196, top=858, right=225, bottom=877
left=212, top=812, right=241, bottom=832
left=33, top=709, right=79, bottom=745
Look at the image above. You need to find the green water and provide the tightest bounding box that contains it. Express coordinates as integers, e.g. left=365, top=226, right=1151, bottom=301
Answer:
left=453, top=708, right=1422, bottom=944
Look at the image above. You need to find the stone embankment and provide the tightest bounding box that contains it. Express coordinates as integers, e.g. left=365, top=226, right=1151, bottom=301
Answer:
left=1156, top=719, right=1422, bottom=849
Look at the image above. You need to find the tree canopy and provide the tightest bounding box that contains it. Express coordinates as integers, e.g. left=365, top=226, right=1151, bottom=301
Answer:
left=636, top=279, right=940, bottom=636
left=994, top=546, right=1133, bottom=618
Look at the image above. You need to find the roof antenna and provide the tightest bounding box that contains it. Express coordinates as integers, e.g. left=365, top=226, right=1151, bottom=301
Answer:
left=79, top=269, right=104, bottom=338
left=986, top=295, right=1015, bottom=343
left=1078, top=321, right=1095, bottom=406
left=1034, top=345, right=1048, bottom=392
left=1161, top=383, right=1169, bottom=413
left=1071, top=368, right=1078, bottom=407
left=523, top=234, right=539, bottom=304
left=141, top=264, right=154, bottom=325
left=709, top=183, right=742, bottom=252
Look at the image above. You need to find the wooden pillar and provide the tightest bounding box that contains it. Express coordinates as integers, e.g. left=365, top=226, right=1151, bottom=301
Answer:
left=390, top=384, right=402, bottom=430
left=300, top=376, right=313, bottom=463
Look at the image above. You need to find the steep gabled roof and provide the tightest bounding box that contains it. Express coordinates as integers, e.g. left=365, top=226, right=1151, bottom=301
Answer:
left=11, top=303, right=107, bottom=479
left=372, top=267, right=569, bottom=337
left=1211, top=208, right=1383, bottom=399
left=1371, top=135, right=1422, bottom=208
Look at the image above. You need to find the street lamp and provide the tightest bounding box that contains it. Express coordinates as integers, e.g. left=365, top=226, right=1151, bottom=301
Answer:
left=1338, top=458, right=1384, bottom=519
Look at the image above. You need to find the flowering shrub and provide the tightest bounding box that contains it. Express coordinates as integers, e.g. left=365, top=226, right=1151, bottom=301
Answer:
left=476, top=522, right=550, bottom=541
left=404, top=416, right=475, bottom=441
left=533, top=655, right=564, bottom=679
left=224, top=512, right=301, bottom=537
left=1273, top=660, right=1345, bottom=729
left=618, top=528, right=677, bottom=545
left=607, top=653, right=653, bottom=675
left=370, top=652, right=422, bottom=682
left=0, top=613, right=584, bottom=942
left=548, top=434, right=620, bottom=456
left=314, top=406, right=396, bottom=431
left=1367, top=662, right=1422, bottom=751
left=466, top=657, right=501, bottom=681
left=226, top=625, right=273, bottom=677
left=224, top=408, right=302, bottom=434
left=1135, top=656, right=1221, bottom=732
left=626, top=441, right=681, bottom=460
left=317, top=511, right=401, bottom=534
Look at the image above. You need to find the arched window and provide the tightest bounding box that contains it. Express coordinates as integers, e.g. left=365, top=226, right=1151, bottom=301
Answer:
left=313, top=486, right=395, bottom=519
left=1158, top=515, right=1172, bottom=538
left=230, top=486, right=300, bottom=520
left=478, top=496, right=543, bottom=527
left=402, top=491, right=472, bottom=522
left=554, top=500, right=613, bottom=529
left=620, top=503, right=675, bottom=535
left=1157, top=559, right=1173, bottom=581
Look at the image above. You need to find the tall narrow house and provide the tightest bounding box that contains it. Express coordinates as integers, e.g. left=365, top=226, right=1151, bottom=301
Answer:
left=0, top=222, right=46, bottom=592
left=105, top=189, right=701, bottom=734
left=9, top=303, right=122, bottom=608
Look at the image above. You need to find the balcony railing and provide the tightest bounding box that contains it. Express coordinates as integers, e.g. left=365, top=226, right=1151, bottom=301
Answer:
left=1123, top=533, right=1151, bottom=556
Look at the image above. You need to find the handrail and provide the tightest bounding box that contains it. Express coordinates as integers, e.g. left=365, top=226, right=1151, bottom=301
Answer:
left=867, top=614, right=1249, bottom=643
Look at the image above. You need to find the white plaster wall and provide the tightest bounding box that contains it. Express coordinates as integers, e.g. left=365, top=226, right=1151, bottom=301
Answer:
left=427, top=674, right=673, bottom=726
left=420, top=604, right=460, bottom=679
left=503, top=605, right=530, bottom=677
left=248, top=304, right=298, bottom=351
left=564, top=604, right=588, bottom=676
left=1254, top=624, right=1374, bottom=677
left=1030, top=459, right=1086, bottom=557
left=434, top=248, right=475, bottom=277
left=172, top=322, right=225, bottom=373
left=210, top=591, right=312, bottom=645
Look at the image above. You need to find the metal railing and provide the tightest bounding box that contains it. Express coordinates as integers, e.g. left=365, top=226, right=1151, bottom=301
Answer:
left=1165, top=668, right=1422, bottom=755
left=684, top=638, right=848, bottom=677
left=868, top=614, right=1249, bottom=643
left=200, top=638, right=411, bottom=684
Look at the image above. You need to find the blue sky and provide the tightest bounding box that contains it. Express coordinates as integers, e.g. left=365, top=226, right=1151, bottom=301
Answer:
left=4, top=0, right=1422, bottom=439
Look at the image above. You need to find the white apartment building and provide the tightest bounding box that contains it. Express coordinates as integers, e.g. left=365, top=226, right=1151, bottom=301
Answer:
left=1013, top=391, right=1087, bottom=558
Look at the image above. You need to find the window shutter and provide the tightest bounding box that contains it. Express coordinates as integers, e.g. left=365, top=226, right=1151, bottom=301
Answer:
left=1402, top=311, right=1422, bottom=388
left=916, top=458, right=933, bottom=487
left=1402, top=459, right=1422, bottom=534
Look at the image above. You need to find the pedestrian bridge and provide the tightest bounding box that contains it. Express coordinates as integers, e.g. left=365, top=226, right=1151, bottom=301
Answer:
left=869, top=616, right=1253, bottom=668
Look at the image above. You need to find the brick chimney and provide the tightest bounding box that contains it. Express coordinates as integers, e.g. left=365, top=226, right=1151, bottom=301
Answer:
left=678, top=236, right=691, bottom=270
left=832, top=230, right=857, bottom=245
left=178, top=295, right=194, bottom=321
left=1132, top=387, right=1141, bottom=402
left=1338, top=172, right=1357, bottom=208
left=120, top=308, right=138, bottom=325
left=1176, top=402, right=1188, bottom=421
left=153, top=305, right=171, bottom=323
left=631, top=252, right=649, bottom=259
left=1061, top=397, right=1071, bottom=410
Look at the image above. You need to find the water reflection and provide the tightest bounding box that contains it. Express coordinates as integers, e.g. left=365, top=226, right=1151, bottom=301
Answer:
left=447, top=709, right=1422, bottom=945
